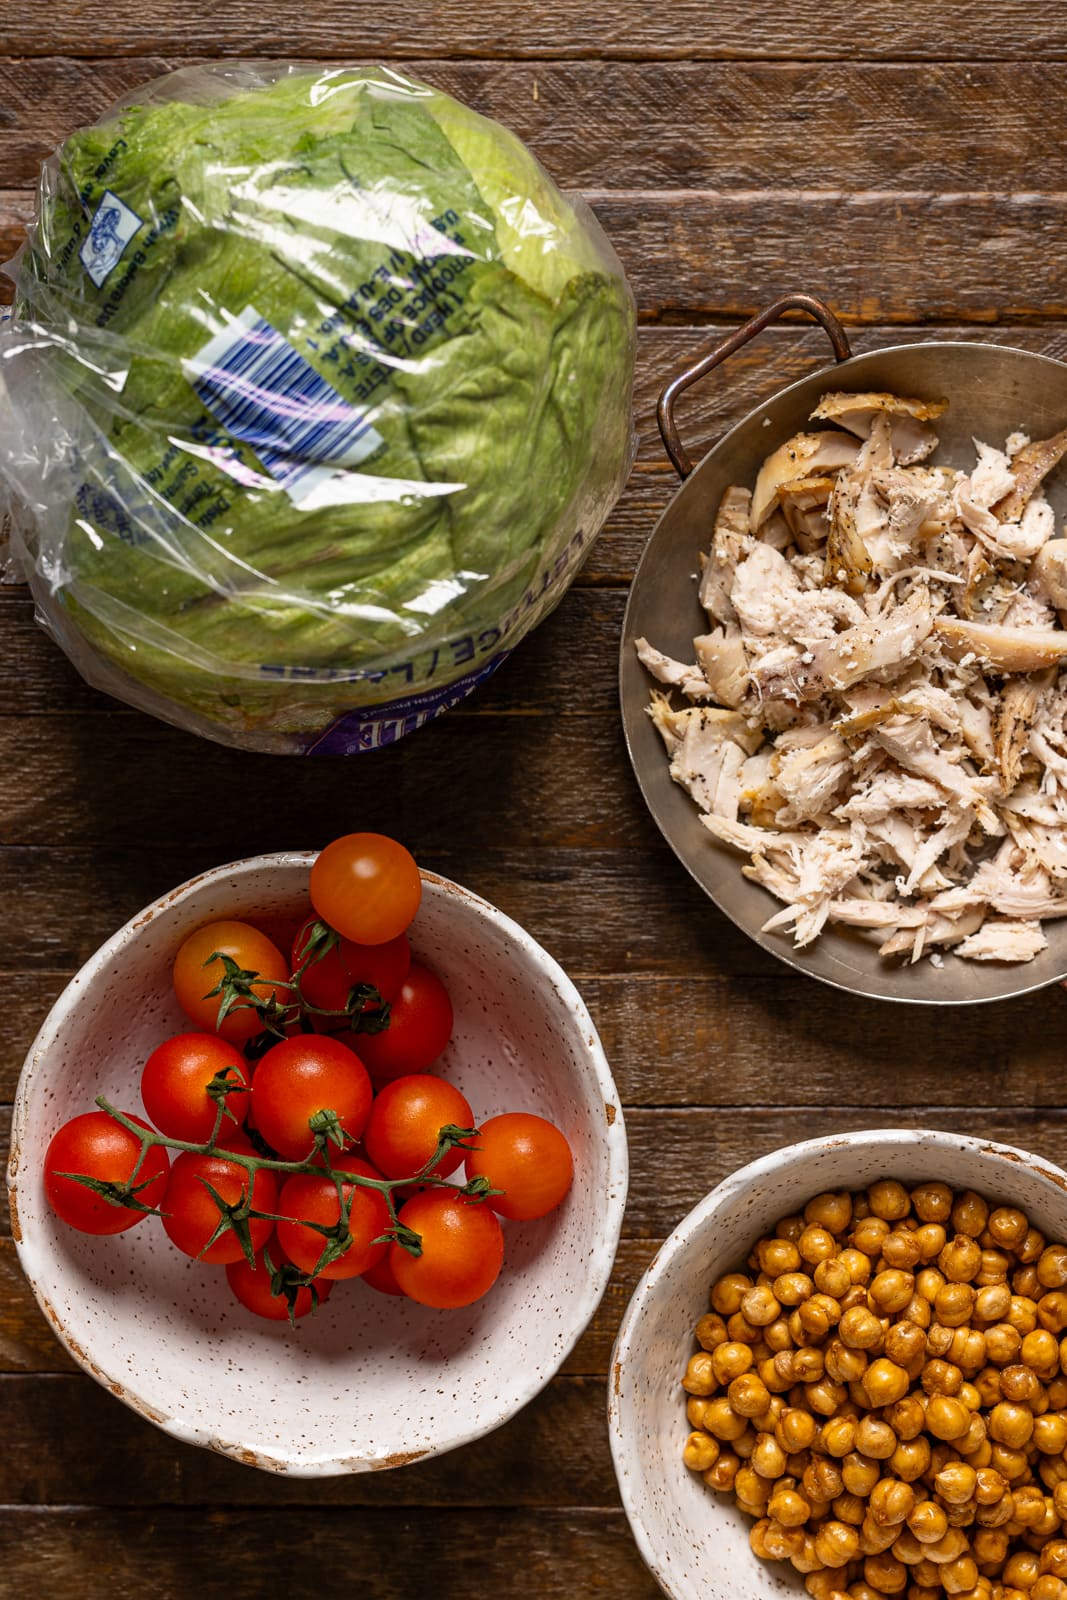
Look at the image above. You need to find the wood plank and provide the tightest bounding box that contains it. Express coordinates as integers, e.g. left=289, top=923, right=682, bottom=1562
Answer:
left=0, top=1508, right=658, bottom=1600
left=3, top=3, right=1067, bottom=60
left=0, top=1370, right=621, bottom=1506
left=7, top=191, right=1067, bottom=320
left=3, top=59, right=1067, bottom=192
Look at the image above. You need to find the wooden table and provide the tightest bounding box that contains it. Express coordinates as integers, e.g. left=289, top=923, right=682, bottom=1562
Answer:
left=3, top=6, right=1067, bottom=1595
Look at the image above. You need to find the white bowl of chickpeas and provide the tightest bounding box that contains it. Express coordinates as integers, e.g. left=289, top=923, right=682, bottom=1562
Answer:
left=608, top=1128, right=1067, bottom=1600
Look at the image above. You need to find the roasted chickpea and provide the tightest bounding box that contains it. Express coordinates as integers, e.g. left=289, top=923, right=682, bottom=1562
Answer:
left=949, top=1327, right=987, bottom=1372
left=813, top=1257, right=852, bottom=1299
left=841, top=1306, right=885, bottom=1350
left=797, top=1224, right=838, bottom=1266
left=1007, top=1295, right=1039, bottom=1337
left=868, top=1180, right=911, bottom=1222
left=855, top=1416, right=897, bottom=1459
left=958, top=1410, right=988, bottom=1457
left=1036, top=1413, right=1067, bottom=1455
left=976, top=1246, right=1012, bottom=1286
left=1033, top=1578, right=1067, bottom=1600
left=882, top=1229, right=923, bottom=1270
left=735, top=1464, right=773, bottom=1508
left=863, top=1552, right=908, bottom=1593
left=925, top=1395, right=971, bottom=1441
left=974, top=1283, right=1013, bottom=1324
left=940, top=1553, right=979, bottom=1595
left=867, top=1478, right=915, bottom=1527
left=703, top=1449, right=740, bottom=1491
left=1000, top=1362, right=1042, bottom=1404
left=974, top=1365, right=1003, bottom=1407
left=985, top=1322, right=1023, bottom=1366
left=870, top=1270, right=916, bottom=1316
left=683, top=1352, right=717, bottom=1396
left=884, top=1321, right=926, bottom=1374
left=726, top=1312, right=762, bottom=1344
left=833, top=1489, right=867, bottom=1525
left=908, top=1499, right=949, bottom=1544
left=885, top=1394, right=926, bottom=1442
left=1039, top=1293, right=1067, bottom=1334
left=792, top=1347, right=826, bottom=1384
left=825, top=1339, right=869, bottom=1384
left=711, top=1273, right=752, bottom=1315
left=768, top=1484, right=811, bottom=1526
left=820, top=1415, right=857, bottom=1458
left=989, top=1207, right=1030, bottom=1251
left=1015, top=1264, right=1042, bottom=1299
left=683, top=1431, right=721, bottom=1471
left=940, top=1236, right=983, bottom=1283
left=842, top=1451, right=881, bottom=1497
left=839, top=1247, right=873, bottom=1285
left=936, top=1282, right=977, bottom=1327
left=813, top=1520, right=860, bottom=1567
left=990, top=1442, right=1031, bottom=1481
left=806, top=1376, right=848, bottom=1417
left=935, top=1462, right=978, bottom=1505
left=1039, top=1247, right=1067, bottom=1291
left=798, top=1298, right=834, bottom=1342
left=803, top=1190, right=853, bottom=1234
left=853, top=1217, right=892, bottom=1257
left=764, top=1318, right=794, bottom=1353
left=729, top=1373, right=773, bottom=1418
left=971, top=1525, right=1009, bottom=1564
left=974, top=1464, right=1009, bottom=1505
left=1021, top=1226, right=1049, bottom=1264
left=1004, top=1551, right=1042, bottom=1590
left=911, top=1182, right=953, bottom=1223
left=775, top=1272, right=815, bottom=1307
left=951, top=1191, right=990, bottom=1238
left=900, top=1295, right=933, bottom=1330
left=802, top=1454, right=844, bottom=1503
left=758, top=1237, right=802, bottom=1278
left=703, top=1397, right=749, bottom=1441
left=776, top=1407, right=817, bottom=1454
left=923, top=1358, right=963, bottom=1396
left=708, top=1340, right=751, bottom=1385
left=1024, top=1328, right=1062, bottom=1378
left=750, top=1432, right=788, bottom=1479
left=863, top=1358, right=911, bottom=1408
left=1012, top=1484, right=1048, bottom=1528
left=685, top=1395, right=710, bottom=1429
left=741, top=1285, right=782, bottom=1328
left=1040, top=1537, right=1067, bottom=1578
left=1049, top=1377, right=1067, bottom=1408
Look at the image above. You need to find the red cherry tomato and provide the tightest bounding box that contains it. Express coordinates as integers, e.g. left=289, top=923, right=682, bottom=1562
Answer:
left=141, top=1032, right=250, bottom=1143
left=363, top=1075, right=474, bottom=1181
left=464, top=1112, right=574, bottom=1222
left=353, top=964, right=453, bottom=1081
left=172, top=920, right=289, bottom=1044
left=290, top=918, right=410, bottom=1015
left=161, top=1147, right=278, bottom=1264
left=43, top=1112, right=170, bottom=1235
left=389, top=1190, right=504, bottom=1309
left=361, top=1251, right=408, bottom=1297
left=226, top=1249, right=334, bottom=1322
left=276, top=1155, right=390, bottom=1280
left=309, top=833, right=421, bottom=946
left=250, top=1034, right=372, bottom=1160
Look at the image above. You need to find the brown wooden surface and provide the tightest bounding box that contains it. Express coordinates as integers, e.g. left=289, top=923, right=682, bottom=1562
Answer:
left=3, top=9, right=1067, bottom=1598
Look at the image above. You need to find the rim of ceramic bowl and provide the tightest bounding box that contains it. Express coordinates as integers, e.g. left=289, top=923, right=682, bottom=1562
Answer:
left=8, top=851, right=629, bottom=1474
left=606, top=1126, right=1067, bottom=1599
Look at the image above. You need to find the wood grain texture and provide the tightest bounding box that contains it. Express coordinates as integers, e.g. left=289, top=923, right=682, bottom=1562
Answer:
left=0, top=1507, right=659, bottom=1600
left=0, top=59, right=1063, bottom=192
left=3, top=3, right=1067, bottom=60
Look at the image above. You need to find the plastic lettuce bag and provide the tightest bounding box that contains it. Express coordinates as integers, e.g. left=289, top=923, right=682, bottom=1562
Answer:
left=0, top=64, right=636, bottom=753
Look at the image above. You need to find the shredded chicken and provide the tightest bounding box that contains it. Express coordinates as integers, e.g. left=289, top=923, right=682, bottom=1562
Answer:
left=637, top=391, right=1067, bottom=967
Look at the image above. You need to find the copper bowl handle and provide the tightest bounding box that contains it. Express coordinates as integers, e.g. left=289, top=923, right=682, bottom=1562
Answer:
left=657, top=294, right=853, bottom=480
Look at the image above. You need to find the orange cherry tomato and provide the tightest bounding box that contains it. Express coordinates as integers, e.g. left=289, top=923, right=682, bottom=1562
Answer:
left=389, top=1190, right=504, bottom=1309
left=464, top=1112, right=574, bottom=1221
left=309, top=833, right=421, bottom=946
left=172, top=920, right=288, bottom=1044
left=363, top=1075, right=474, bottom=1181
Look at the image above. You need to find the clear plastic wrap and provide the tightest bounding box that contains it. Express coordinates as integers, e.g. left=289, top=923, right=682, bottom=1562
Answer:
left=0, top=64, right=636, bottom=752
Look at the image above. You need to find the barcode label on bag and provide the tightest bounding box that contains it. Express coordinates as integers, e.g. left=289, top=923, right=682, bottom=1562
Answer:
left=184, top=306, right=383, bottom=505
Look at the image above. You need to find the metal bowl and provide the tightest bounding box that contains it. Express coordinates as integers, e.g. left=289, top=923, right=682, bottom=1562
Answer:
left=619, top=296, right=1067, bottom=1003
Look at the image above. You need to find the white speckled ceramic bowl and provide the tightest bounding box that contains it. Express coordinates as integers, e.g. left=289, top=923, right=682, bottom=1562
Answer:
left=608, top=1128, right=1067, bottom=1599
left=9, top=853, right=627, bottom=1476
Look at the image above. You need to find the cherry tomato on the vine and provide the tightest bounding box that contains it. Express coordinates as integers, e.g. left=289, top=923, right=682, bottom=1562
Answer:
left=389, top=1190, right=504, bottom=1309
left=43, top=1112, right=170, bottom=1235
left=464, top=1113, right=574, bottom=1221
left=363, top=1075, right=474, bottom=1181
left=290, top=919, right=410, bottom=1015
left=161, top=1144, right=278, bottom=1265
left=250, top=1034, right=372, bottom=1160
left=276, top=1154, right=390, bottom=1281
left=353, top=964, right=453, bottom=1081
left=309, top=833, right=421, bottom=946
left=361, top=1250, right=408, bottom=1298
left=226, top=1249, right=334, bottom=1322
left=172, top=920, right=288, bottom=1044
left=141, top=1032, right=250, bottom=1143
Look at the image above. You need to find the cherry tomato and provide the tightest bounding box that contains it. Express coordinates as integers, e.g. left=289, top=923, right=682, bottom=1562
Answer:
left=141, top=1032, right=250, bottom=1143
left=363, top=1075, right=474, bottom=1181
left=161, top=1146, right=278, bottom=1264
left=309, top=833, right=421, bottom=945
left=290, top=918, right=410, bottom=1015
left=43, top=1111, right=170, bottom=1235
left=276, top=1155, right=390, bottom=1280
left=353, top=964, right=453, bottom=1081
left=250, top=1034, right=372, bottom=1160
left=226, top=1249, right=334, bottom=1322
left=172, top=920, right=289, bottom=1044
left=389, top=1190, right=504, bottom=1309
left=464, top=1112, right=574, bottom=1221
left=361, top=1250, right=407, bottom=1297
